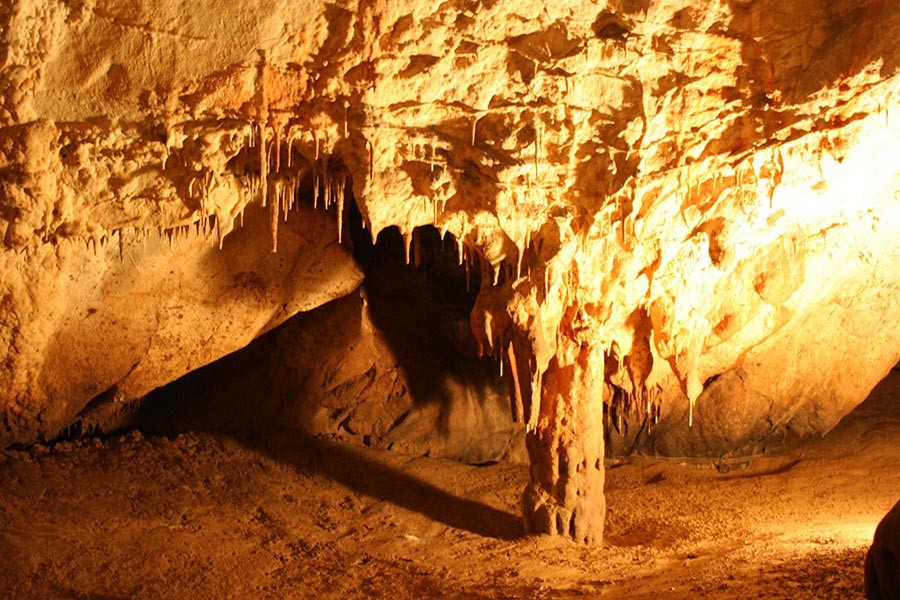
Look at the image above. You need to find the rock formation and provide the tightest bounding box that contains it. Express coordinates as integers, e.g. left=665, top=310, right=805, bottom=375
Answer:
left=867, top=499, right=900, bottom=600
left=2, top=0, right=900, bottom=543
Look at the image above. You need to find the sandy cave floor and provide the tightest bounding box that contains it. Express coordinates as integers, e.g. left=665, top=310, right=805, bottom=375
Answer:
left=1, top=374, right=898, bottom=599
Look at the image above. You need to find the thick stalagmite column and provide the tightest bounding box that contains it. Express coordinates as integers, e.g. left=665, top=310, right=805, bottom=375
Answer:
left=522, top=335, right=606, bottom=545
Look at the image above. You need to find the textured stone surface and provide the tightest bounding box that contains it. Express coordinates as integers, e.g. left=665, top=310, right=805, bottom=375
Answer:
left=0, top=201, right=362, bottom=444
left=132, top=279, right=524, bottom=466
left=2, top=0, right=900, bottom=543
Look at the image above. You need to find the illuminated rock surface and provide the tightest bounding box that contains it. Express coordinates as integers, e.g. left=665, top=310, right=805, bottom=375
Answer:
left=2, top=0, right=900, bottom=544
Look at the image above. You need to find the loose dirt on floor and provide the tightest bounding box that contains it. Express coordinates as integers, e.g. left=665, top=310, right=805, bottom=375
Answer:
left=1, top=374, right=898, bottom=599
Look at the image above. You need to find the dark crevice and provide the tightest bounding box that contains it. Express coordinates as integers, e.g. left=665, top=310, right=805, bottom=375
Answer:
left=346, top=197, right=508, bottom=434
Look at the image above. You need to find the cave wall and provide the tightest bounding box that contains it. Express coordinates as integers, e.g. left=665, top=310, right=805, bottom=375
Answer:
left=132, top=291, right=524, bottom=465
left=2, top=0, right=900, bottom=458
left=0, top=197, right=362, bottom=444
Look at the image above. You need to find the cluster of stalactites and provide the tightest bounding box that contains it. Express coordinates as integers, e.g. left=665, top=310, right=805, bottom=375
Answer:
left=245, top=118, right=350, bottom=252
left=605, top=362, right=664, bottom=437
left=510, top=339, right=664, bottom=437
left=138, top=113, right=354, bottom=257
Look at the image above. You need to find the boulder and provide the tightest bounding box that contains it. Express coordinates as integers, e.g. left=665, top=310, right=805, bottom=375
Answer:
left=867, top=499, right=900, bottom=600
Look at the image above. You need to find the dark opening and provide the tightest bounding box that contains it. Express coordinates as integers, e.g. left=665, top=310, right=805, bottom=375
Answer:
left=346, top=199, right=503, bottom=426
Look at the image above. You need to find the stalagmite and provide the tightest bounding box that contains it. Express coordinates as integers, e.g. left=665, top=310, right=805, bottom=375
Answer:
left=523, top=338, right=606, bottom=544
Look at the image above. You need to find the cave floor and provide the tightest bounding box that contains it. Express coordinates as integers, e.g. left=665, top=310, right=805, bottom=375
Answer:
left=2, top=375, right=898, bottom=599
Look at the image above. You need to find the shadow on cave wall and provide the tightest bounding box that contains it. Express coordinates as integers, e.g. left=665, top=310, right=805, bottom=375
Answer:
left=122, top=190, right=511, bottom=450
left=345, top=199, right=508, bottom=441
left=92, top=181, right=522, bottom=538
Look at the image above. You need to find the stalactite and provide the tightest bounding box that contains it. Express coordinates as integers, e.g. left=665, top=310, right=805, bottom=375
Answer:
left=483, top=310, right=494, bottom=354
left=273, top=125, right=281, bottom=174
left=337, top=175, right=345, bottom=244
left=259, top=122, right=269, bottom=209
left=286, top=126, right=295, bottom=169
left=343, top=100, right=349, bottom=138
left=322, top=156, right=331, bottom=210
left=508, top=340, right=525, bottom=423
left=313, top=166, right=320, bottom=210
left=616, top=401, right=623, bottom=433
left=515, top=242, right=523, bottom=280
left=528, top=368, right=542, bottom=432
left=404, top=230, right=412, bottom=265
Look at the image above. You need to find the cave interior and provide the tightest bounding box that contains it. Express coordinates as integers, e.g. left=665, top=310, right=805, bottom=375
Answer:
left=1, top=1, right=899, bottom=598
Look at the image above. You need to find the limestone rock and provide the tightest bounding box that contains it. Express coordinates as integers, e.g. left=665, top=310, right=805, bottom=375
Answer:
left=3, top=0, right=900, bottom=544
left=132, top=292, right=524, bottom=466
left=0, top=202, right=361, bottom=445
